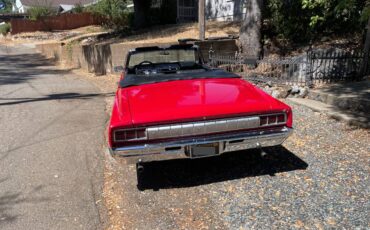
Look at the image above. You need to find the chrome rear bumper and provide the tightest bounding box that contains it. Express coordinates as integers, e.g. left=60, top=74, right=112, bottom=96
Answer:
left=109, top=127, right=292, bottom=164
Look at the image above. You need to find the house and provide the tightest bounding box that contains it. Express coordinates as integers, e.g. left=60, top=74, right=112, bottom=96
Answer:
left=12, top=0, right=97, bottom=13
left=177, top=0, right=246, bottom=22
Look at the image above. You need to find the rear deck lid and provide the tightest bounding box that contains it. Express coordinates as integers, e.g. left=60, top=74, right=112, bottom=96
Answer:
left=122, top=78, right=286, bottom=126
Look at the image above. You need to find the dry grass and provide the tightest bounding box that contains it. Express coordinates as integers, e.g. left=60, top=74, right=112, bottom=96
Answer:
left=72, top=25, right=108, bottom=34
left=11, top=25, right=109, bottom=43
left=7, top=22, right=240, bottom=46
left=118, top=21, right=240, bottom=45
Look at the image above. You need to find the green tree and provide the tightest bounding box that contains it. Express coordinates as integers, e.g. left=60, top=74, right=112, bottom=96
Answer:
left=72, top=3, right=84, bottom=13
left=89, top=0, right=132, bottom=29
left=302, top=0, right=367, bottom=29
left=28, top=6, right=55, bottom=20
left=133, top=0, right=149, bottom=28
left=0, top=23, right=11, bottom=35
left=132, top=0, right=176, bottom=28
left=0, top=0, right=14, bottom=13
left=362, top=1, right=370, bottom=21
left=266, top=0, right=369, bottom=42
left=267, top=0, right=312, bottom=42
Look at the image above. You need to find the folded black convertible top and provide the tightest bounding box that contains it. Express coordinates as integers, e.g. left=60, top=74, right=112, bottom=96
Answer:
left=119, top=69, right=241, bottom=88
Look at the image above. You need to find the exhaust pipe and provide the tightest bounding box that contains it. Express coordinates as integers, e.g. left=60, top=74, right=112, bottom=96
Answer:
left=136, top=159, right=144, bottom=173
left=257, top=142, right=267, bottom=158
left=137, top=164, right=144, bottom=173
left=136, top=161, right=145, bottom=191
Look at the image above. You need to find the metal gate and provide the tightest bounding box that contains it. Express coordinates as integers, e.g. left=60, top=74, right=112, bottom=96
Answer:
left=177, top=0, right=198, bottom=22
left=208, top=49, right=368, bottom=86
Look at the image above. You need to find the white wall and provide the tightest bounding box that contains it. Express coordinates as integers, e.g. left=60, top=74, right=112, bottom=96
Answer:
left=13, top=0, right=28, bottom=13
left=205, top=0, right=246, bottom=21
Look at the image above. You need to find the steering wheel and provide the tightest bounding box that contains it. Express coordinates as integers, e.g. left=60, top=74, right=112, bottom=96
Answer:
left=137, top=61, right=154, bottom=67
left=135, top=61, right=155, bottom=75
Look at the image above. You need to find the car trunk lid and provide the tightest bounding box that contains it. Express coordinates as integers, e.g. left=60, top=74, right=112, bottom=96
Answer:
left=122, top=78, right=284, bottom=126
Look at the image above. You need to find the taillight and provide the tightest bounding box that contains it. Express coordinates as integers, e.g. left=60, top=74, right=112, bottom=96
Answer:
left=277, top=114, right=285, bottom=123
left=260, top=113, right=286, bottom=126
left=269, top=116, right=277, bottom=123
left=260, top=117, right=268, bottom=125
left=114, top=129, right=147, bottom=142
left=120, top=72, right=125, bottom=80
left=286, top=108, right=293, bottom=128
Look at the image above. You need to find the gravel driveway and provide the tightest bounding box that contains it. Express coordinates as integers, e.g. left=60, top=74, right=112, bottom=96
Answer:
left=104, top=101, right=369, bottom=229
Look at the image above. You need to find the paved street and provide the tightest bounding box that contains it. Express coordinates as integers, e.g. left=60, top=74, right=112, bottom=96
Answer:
left=0, top=45, right=107, bottom=229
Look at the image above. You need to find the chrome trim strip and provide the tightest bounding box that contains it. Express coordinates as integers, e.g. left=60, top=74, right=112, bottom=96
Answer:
left=146, top=116, right=261, bottom=140
left=114, top=113, right=287, bottom=142
left=110, top=127, right=293, bottom=164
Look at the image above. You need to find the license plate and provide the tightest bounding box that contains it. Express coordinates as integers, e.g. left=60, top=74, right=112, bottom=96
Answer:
left=191, top=143, right=219, bottom=158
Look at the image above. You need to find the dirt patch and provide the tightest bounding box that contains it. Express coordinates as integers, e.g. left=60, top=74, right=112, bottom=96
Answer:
left=102, top=152, right=133, bottom=230
left=94, top=21, right=240, bottom=46
left=120, top=21, right=240, bottom=44
left=9, top=25, right=109, bottom=44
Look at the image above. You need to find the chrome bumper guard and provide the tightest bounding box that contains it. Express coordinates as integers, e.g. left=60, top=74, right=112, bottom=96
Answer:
left=109, top=127, right=293, bottom=164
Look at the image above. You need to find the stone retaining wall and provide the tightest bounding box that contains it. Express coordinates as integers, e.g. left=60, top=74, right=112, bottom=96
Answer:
left=36, top=39, right=238, bottom=76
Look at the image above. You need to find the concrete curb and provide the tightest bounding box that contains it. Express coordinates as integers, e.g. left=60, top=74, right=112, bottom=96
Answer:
left=308, top=90, right=370, bottom=114
left=287, top=98, right=370, bottom=129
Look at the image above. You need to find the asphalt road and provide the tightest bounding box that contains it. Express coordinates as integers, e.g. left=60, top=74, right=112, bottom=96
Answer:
left=0, top=45, right=107, bottom=229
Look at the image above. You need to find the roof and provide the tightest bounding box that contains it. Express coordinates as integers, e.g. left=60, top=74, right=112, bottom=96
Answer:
left=20, top=0, right=97, bottom=7
left=59, top=4, right=74, bottom=11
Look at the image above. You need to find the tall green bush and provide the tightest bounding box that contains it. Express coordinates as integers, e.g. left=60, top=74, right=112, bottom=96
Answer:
left=88, top=0, right=132, bottom=29
left=72, top=3, right=84, bottom=13
left=266, top=0, right=311, bottom=42
left=148, top=0, right=177, bottom=25
left=266, top=0, right=369, bottom=43
left=0, top=23, right=11, bottom=36
left=28, top=6, right=56, bottom=20
left=0, top=0, right=14, bottom=13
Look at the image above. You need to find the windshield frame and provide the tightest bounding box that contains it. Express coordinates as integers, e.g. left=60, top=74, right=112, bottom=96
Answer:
left=124, top=44, right=203, bottom=70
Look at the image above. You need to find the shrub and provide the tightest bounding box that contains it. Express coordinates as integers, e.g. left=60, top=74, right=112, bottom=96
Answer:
left=361, top=1, right=370, bottom=22
left=265, top=0, right=368, bottom=43
left=88, top=0, right=132, bottom=30
left=266, top=0, right=312, bottom=42
left=0, top=0, right=13, bottom=13
left=28, top=6, right=56, bottom=20
left=0, top=23, right=11, bottom=36
left=72, top=3, right=84, bottom=13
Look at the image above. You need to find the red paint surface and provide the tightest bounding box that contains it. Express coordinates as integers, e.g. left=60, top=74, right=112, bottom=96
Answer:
left=108, top=78, right=292, bottom=147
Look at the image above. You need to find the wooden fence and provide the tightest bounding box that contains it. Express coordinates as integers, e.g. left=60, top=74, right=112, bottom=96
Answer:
left=10, top=13, right=103, bottom=35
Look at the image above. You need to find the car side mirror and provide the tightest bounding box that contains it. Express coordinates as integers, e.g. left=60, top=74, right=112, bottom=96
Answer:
left=113, top=65, right=124, bottom=73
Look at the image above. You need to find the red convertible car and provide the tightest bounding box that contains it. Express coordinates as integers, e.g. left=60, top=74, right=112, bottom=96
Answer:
left=108, top=44, right=293, bottom=168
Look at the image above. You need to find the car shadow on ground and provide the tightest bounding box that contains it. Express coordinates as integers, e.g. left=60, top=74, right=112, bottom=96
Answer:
left=137, top=145, right=308, bottom=190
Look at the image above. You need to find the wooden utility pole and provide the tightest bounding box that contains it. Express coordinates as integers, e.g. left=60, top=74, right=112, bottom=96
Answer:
left=361, top=17, right=370, bottom=77
left=199, top=0, right=205, bottom=40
